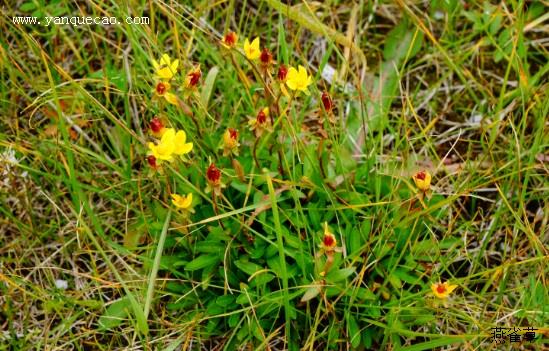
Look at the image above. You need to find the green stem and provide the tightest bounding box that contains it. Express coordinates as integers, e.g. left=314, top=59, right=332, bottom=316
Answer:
left=143, top=209, right=172, bottom=319
left=265, top=173, right=291, bottom=342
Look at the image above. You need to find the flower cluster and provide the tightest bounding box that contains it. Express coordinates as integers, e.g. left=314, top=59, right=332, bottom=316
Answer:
left=151, top=53, right=203, bottom=107
left=222, top=33, right=313, bottom=95
left=152, top=54, right=179, bottom=105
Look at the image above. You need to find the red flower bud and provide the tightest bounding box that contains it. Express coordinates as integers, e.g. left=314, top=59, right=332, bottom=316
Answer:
left=321, top=91, right=333, bottom=112
left=259, top=48, right=272, bottom=66
left=323, top=234, right=335, bottom=248
left=147, top=155, right=157, bottom=168
left=150, top=117, right=164, bottom=134
left=228, top=128, right=238, bottom=140
left=416, top=171, right=426, bottom=180
left=187, top=70, right=201, bottom=87
left=206, top=163, right=221, bottom=184
left=257, top=110, right=267, bottom=124
left=277, top=64, right=288, bottom=81
left=222, top=32, right=237, bottom=48
left=155, top=82, right=167, bottom=95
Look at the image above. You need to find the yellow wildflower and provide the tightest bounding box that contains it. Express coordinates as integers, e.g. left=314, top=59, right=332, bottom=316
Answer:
left=148, top=128, right=176, bottom=162
left=286, top=65, right=313, bottom=93
left=154, top=81, right=178, bottom=105
left=244, top=37, right=260, bottom=60
left=221, top=31, right=238, bottom=49
left=171, top=193, right=194, bottom=212
left=152, top=54, right=179, bottom=80
left=185, top=66, right=202, bottom=89
left=431, top=282, right=458, bottom=299
left=413, top=170, right=432, bottom=192
left=173, top=130, right=193, bottom=156
left=248, top=107, right=270, bottom=136
left=321, top=222, right=337, bottom=252
left=222, top=128, right=240, bottom=156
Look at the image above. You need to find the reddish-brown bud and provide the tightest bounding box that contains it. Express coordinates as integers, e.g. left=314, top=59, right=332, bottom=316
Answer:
left=150, top=117, right=163, bottom=134
left=321, top=91, right=333, bottom=112
left=323, top=234, right=335, bottom=248
left=259, top=48, right=272, bottom=66
left=155, top=82, right=167, bottom=95
left=257, top=110, right=267, bottom=124
left=222, top=32, right=237, bottom=48
left=207, top=163, right=221, bottom=184
left=147, top=155, right=157, bottom=168
left=277, top=65, right=288, bottom=81
left=228, top=128, right=238, bottom=140
left=187, top=70, right=201, bottom=87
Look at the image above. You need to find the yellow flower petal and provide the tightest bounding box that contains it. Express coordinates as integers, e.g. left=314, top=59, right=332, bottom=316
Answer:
left=244, top=37, right=260, bottom=60
left=161, top=128, right=176, bottom=143
left=176, top=142, right=193, bottom=155
left=160, top=54, right=171, bottom=66
left=164, top=92, right=178, bottom=105
left=153, top=54, right=178, bottom=80
left=173, top=130, right=193, bottom=155
left=286, top=67, right=298, bottom=80
left=175, top=130, right=186, bottom=144
left=182, top=193, right=192, bottom=208
left=170, top=59, right=179, bottom=74
left=431, top=282, right=457, bottom=299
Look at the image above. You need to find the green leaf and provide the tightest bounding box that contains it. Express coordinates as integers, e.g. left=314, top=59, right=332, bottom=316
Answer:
left=19, top=2, right=36, bottom=12
left=389, top=274, right=402, bottom=289
left=396, top=337, right=464, bottom=351
left=216, top=294, right=235, bottom=307
left=278, top=18, right=289, bottom=64
left=185, top=254, right=220, bottom=271
left=354, top=287, right=377, bottom=301
left=326, top=267, right=356, bottom=283
left=348, top=226, right=362, bottom=255
left=200, top=66, right=219, bottom=108
left=300, top=285, right=321, bottom=302
left=234, top=259, right=263, bottom=276
left=98, top=297, right=130, bottom=331
left=347, top=314, right=361, bottom=349
left=393, top=268, right=421, bottom=285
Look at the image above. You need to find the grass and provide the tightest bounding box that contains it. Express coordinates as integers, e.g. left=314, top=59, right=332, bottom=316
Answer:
left=1, top=0, right=548, bottom=350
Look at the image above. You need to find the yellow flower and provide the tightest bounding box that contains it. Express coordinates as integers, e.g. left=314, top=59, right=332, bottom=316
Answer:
left=286, top=65, right=313, bottom=93
left=321, top=222, right=337, bottom=251
left=173, top=130, right=193, bottom=156
left=431, top=282, right=458, bottom=299
left=147, top=128, right=192, bottom=162
left=154, top=81, right=178, bottom=105
left=221, top=31, right=238, bottom=49
left=184, top=66, right=202, bottom=89
left=413, top=170, right=432, bottom=192
left=222, top=128, right=240, bottom=156
left=152, top=54, right=179, bottom=80
left=248, top=107, right=270, bottom=136
left=148, top=128, right=176, bottom=162
left=244, top=37, right=260, bottom=60
left=171, top=193, right=194, bottom=211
